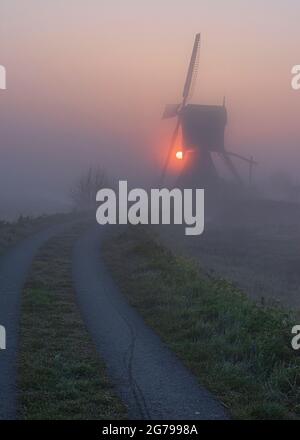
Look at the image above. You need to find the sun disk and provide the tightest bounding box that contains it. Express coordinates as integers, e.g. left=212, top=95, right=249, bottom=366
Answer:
left=176, top=151, right=184, bottom=160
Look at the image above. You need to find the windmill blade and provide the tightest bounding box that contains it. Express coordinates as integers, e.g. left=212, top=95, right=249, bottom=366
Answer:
left=182, top=33, right=201, bottom=103
left=162, top=33, right=201, bottom=121
left=162, top=103, right=181, bottom=119
left=219, top=152, right=244, bottom=185
left=188, top=38, right=201, bottom=101
left=226, top=151, right=258, bottom=165
left=160, top=34, right=201, bottom=184
left=226, top=151, right=258, bottom=185
left=159, top=118, right=181, bottom=184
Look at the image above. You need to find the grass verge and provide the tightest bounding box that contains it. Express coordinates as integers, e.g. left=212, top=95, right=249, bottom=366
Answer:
left=18, top=225, right=126, bottom=420
left=103, top=226, right=300, bottom=420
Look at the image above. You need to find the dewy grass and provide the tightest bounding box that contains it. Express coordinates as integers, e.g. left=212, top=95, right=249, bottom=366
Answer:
left=103, top=226, right=300, bottom=420
left=18, top=225, right=126, bottom=420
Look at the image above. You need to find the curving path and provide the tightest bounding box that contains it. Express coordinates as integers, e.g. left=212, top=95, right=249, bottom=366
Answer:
left=0, top=222, right=71, bottom=420
left=73, top=226, right=228, bottom=420
left=0, top=222, right=228, bottom=420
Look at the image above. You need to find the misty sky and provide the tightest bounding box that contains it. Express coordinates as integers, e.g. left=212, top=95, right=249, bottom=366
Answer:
left=1, top=0, right=300, bottom=218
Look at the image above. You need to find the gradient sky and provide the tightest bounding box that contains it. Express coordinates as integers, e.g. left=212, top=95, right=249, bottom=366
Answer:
left=1, top=0, right=300, bottom=217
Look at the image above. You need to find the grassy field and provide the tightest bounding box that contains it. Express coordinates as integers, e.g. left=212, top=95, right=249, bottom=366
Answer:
left=155, top=199, right=300, bottom=309
left=18, top=224, right=126, bottom=420
left=103, top=226, right=300, bottom=420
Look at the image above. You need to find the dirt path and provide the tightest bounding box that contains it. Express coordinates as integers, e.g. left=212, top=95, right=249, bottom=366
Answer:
left=72, top=226, right=228, bottom=420
left=0, top=223, right=71, bottom=420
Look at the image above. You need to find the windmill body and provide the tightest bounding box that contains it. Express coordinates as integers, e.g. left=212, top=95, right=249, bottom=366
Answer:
left=181, top=104, right=227, bottom=153
left=161, top=34, right=257, bottom=189
left=177, top=104, right=227, bottom=188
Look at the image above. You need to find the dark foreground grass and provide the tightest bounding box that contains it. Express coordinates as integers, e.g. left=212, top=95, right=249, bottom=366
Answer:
left=103, top=226, right=300, bottom=420
left=18, top=225, right=126, bottom=420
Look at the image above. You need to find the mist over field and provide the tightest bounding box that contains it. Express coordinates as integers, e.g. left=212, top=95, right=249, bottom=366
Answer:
left=1, top=2, right=300, bottom=424
left=1, top=0, right=300, bottom=219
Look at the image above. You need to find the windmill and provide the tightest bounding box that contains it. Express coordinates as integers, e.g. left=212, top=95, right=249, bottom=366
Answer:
left=160, top=34, right=257, bottom=188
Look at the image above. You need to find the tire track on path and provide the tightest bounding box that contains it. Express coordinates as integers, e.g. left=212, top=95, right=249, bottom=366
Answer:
left=73, top=226, right=229, bottom=420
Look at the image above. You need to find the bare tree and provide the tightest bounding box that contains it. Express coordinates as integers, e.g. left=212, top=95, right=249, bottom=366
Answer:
left=70, top=167, right=109, bottom=210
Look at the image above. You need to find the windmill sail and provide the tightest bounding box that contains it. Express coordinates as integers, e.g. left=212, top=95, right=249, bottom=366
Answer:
left=160, top=34, right=201, bottom=183
left=182, top=33, right=201, bottom=102
left=162, top=104, right=180, bottom=119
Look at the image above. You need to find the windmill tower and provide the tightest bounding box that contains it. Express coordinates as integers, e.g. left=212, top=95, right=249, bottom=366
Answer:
left=160, top=34, right=257, bottom=188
